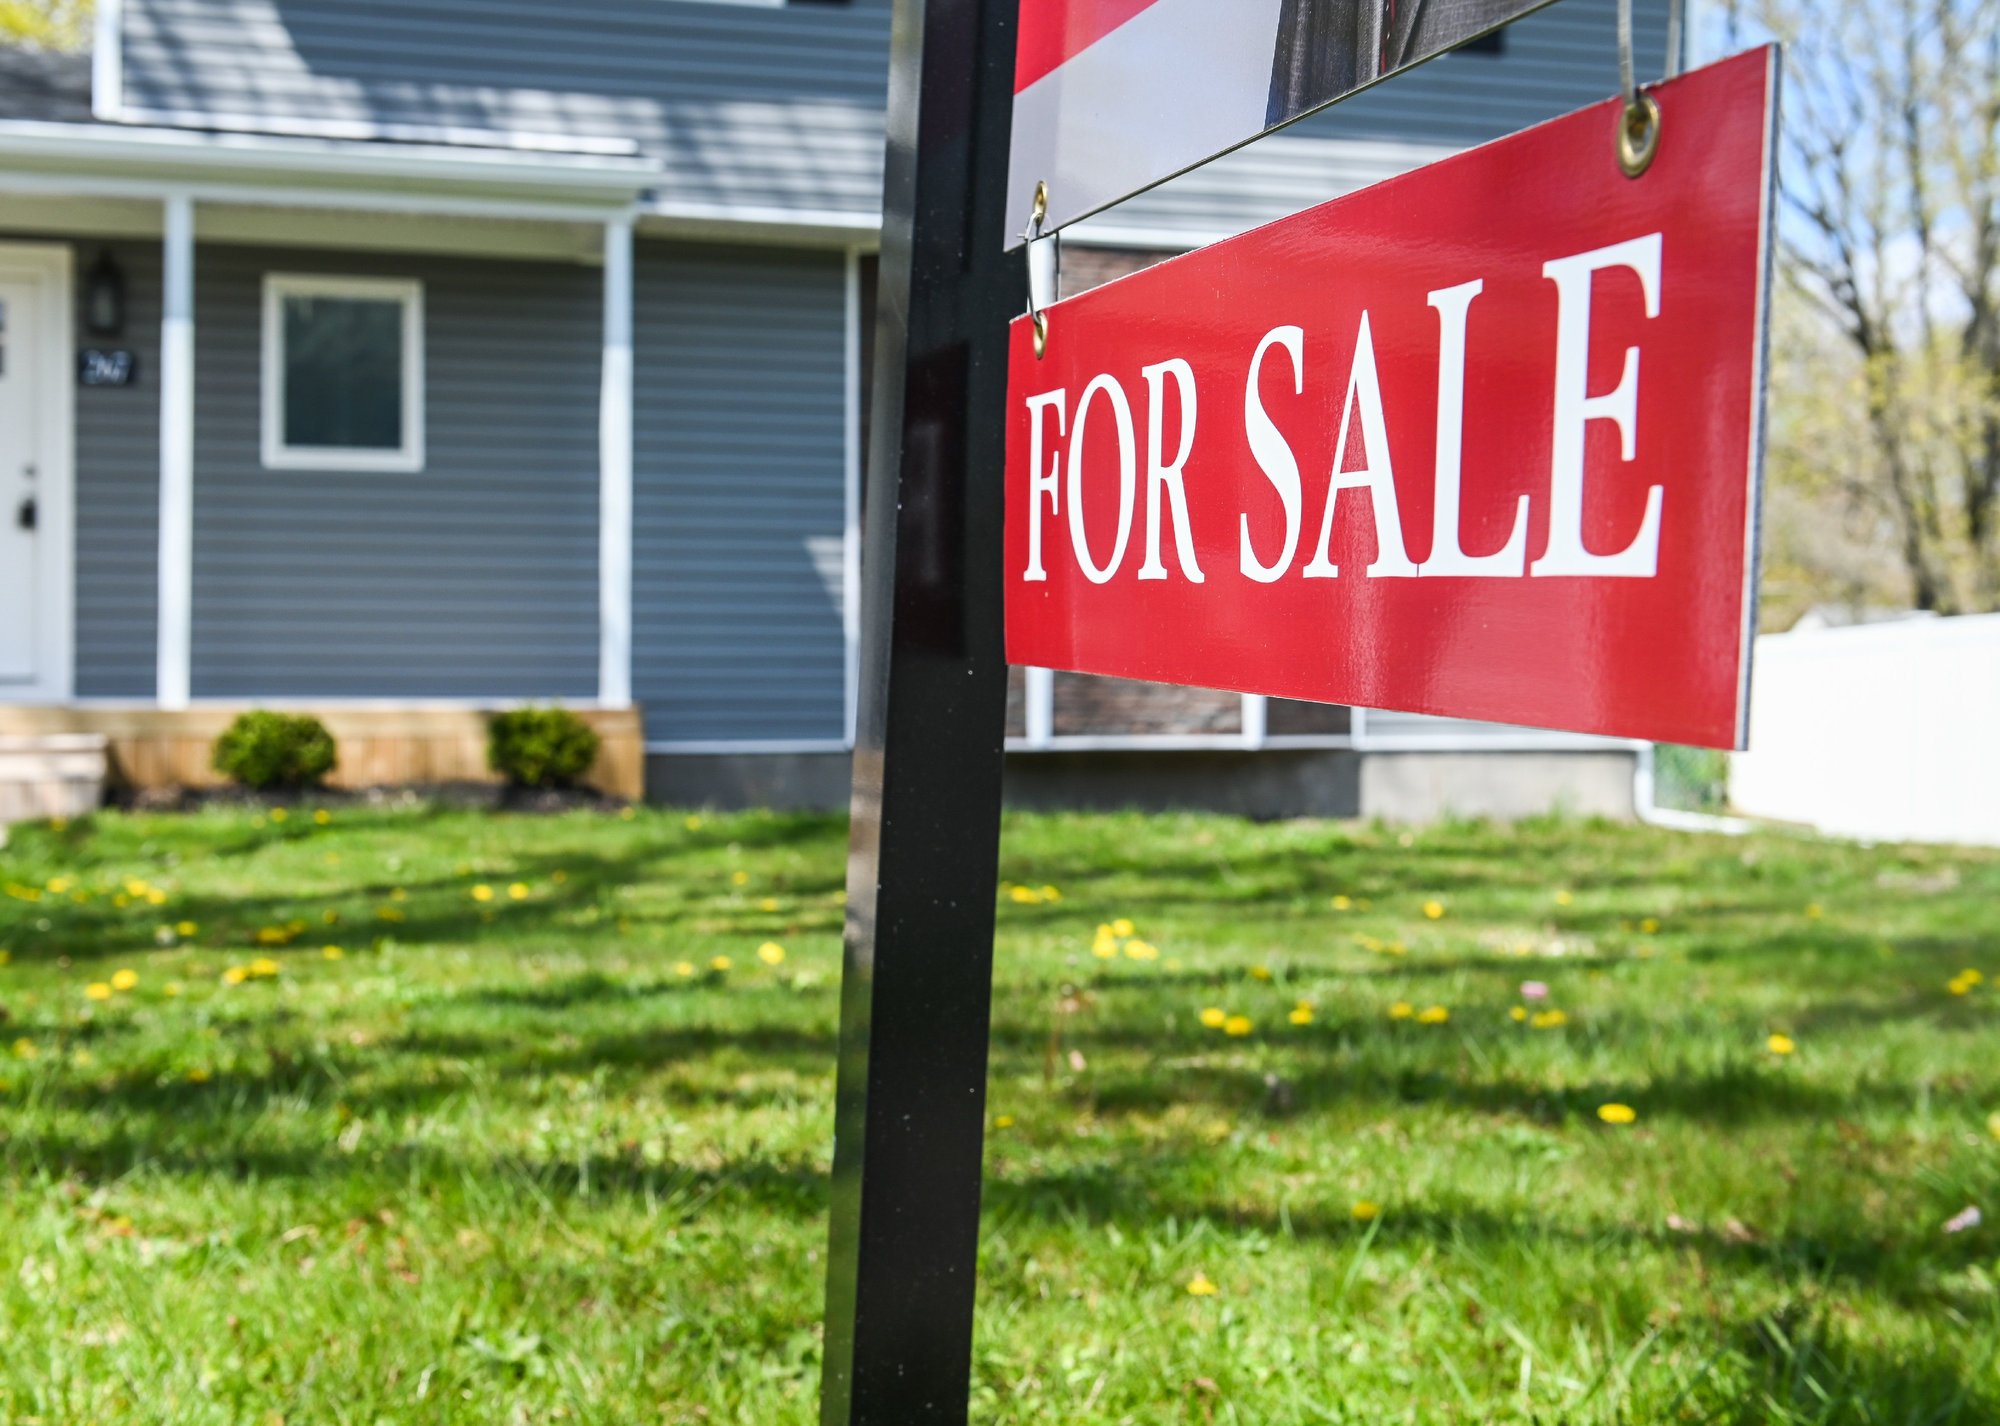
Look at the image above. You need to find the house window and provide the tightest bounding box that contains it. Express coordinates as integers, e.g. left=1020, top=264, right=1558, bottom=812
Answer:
left=261, top=275, right=424, bottom=472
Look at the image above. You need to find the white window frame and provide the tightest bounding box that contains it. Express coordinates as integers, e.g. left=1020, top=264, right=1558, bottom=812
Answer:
left=261, top=273, right=425, bottom=473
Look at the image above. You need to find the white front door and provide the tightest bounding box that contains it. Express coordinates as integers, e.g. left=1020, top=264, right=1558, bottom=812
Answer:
left=0, top=246, right=72, bottom=700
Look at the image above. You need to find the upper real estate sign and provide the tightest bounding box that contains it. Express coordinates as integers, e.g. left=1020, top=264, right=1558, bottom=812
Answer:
left=1007, top=0, right=1557, bottom=242
left=1003, top=49, right=1779, bottom=750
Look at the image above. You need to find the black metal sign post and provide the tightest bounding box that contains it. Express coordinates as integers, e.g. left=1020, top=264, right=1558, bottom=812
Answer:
left=818, top=0, right=1020, bottom=1421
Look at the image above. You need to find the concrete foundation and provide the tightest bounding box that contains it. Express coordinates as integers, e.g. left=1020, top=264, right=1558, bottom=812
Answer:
left=647, top=747, right=1639, bottom=822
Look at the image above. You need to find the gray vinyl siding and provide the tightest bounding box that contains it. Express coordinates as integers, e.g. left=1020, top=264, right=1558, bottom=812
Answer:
left=187, top=245, right=601, bottom=698
left=116, top=0, right=1668, bottom=233
left=70, top=240, right=163, bottom=697
left=633, top=243, right=847, bottom=744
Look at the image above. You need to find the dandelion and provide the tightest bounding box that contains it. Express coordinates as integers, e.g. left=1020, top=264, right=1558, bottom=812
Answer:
left=248, top=958, right=281, bottom=978
left=146, top=889, right=167, bottom=906
left=1388, top=1001, right=1415, bottom=1020
left=1185, top=1272, right=1219, bottom=1297
left=1331, top=895, right=1352, bottom=911
left=508, top=883, right=530, bottom=901
left=1111, top=918, right=1136, bottom=938
left=1530, top=1009, right=1568, bottom=1029
left=730, top=870, right=749, bottom=887
left=1805, top=902, right=1823, bottom=920
left=1199, top=1007, right=1227, bottom=1029
left=164, top=982, right=183, bottom=997
left=1124, top=940, right=1160, bottom=962
left=1040, top=885, right=1062, bottom=902
left=1521, top=980, right=1550, bottom=1001
left=46, top=876, right=73, bottom=895
left=1288, top=1004, right=1314, bottom=1026
left=684, top=815, right=705, bottom=831
left=993, top=1114, right=1015, bottom=1129
left=1422, top=899, right=1446, bottom=920
left=111, top=969, right=138, bottom=992
left=674, top=961, right=696, bottom=978
left=322, top=945, right=344, bottom=960
left=471, top=884, right=494, bottom=903
left=1987, top=1110, right=2000, bottom=1141
left=85, top=982, right=113, bottom=1001
left=1597, top=1103, right=1637, bottom=1125
left=1509, top=1006, right=1528, bottom=1022
left=1223, top=1014, right=1253, bottom=1037
left=1350, top=1200, right=1380, bottom=1221
left=175, top=920, right=198, bottom=937
left=222, top=966, right=249, bottom=986
left=1008, top=885, right=1040, bottom=904
left=619, top=806, right=638, bottom=820
left=1554, top=889, right=1574, bottom=906
left=11, top=1038, right=36, bottom=1060
left=1416, top=1005, right=1450, bottom=1025
left=187, top=1067, right=212, bottom=1084
left=0, top=950, right=8, bottom=966
left=1249, top=965, right=1273, bottom=982
left=1092, top=939, right=1119, bottom=961
left=1640, top=917, right=1661, bottom=934
left=710, top=955, right=733, bottom=973
left=758, top=941, right=787, bottom=966
left=376, top=907, right=405, bottom=923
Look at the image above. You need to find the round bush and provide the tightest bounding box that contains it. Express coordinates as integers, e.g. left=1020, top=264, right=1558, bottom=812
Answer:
left=211, top=710, right=338, bottom=790
left=487, top=707, right=601, bottom=789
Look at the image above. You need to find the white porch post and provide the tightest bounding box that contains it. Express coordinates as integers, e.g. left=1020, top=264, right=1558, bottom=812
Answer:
left=156, top=194, right=194, bottom=710
left=598, top=216, right=634, bottom=708
left=1241, top=693, right=1268, bottom=748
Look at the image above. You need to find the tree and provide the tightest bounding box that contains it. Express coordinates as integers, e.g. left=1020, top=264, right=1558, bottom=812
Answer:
left=0, top=0, right=92, bottom=51
left=1739, top=0, right=2000, bottom=618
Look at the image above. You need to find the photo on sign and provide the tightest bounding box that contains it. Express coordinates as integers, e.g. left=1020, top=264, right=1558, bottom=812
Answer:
left=1009, top=0, right=1553, bottom=240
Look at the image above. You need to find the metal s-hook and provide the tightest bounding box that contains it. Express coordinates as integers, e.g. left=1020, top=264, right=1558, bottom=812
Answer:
left=1024, top=180, right=1059, bottom=358
left=1614, top=0, right=1662, bottom=178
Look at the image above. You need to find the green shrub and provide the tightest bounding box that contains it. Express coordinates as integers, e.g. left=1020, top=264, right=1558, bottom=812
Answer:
left=211, top=710, right=338, bottom=790
left=487, top=707, right=601, bottom=789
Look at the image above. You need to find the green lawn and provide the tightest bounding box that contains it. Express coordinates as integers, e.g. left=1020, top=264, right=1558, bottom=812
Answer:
left=0, top=804, right=1995, bottom=1424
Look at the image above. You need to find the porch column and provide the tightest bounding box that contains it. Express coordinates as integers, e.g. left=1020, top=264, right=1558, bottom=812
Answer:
left=156, top=194, right=194, bottom=710
left=598, top=216, right=634, bottom=709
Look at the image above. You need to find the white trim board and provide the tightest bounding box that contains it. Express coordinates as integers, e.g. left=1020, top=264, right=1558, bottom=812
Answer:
left=0, top=242, right=75, bottom=703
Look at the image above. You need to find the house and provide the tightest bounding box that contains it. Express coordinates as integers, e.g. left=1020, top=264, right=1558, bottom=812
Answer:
left=0, top=0, right=1671, bottom=818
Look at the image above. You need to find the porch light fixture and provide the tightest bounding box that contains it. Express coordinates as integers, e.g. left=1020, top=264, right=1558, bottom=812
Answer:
left=84, top=252, right=126, bottom=337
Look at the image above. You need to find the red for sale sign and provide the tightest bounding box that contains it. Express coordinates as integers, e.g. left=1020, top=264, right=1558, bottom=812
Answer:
left=1004, top=49, right=1778, bottom=750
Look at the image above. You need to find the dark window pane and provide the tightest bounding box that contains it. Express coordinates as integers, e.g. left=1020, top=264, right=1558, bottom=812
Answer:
left=1267, top=699, right=1351, bottom=736
left=282, top=295, right=405, bottom=450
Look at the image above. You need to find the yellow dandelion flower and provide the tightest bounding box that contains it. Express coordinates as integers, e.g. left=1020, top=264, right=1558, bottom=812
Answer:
left=1422, top=899, right=1446, bottom=920
left=993, top=1114, right=1015, bottom=1129
left=248, top=957, right=281, bottom=978
left=1331, top=894, right=1352, bottom=911
left=1092, top=940, right=1119, bottom=960
left=146, top=889, right=167, bottom=906
left=1597, top=1102, right=1637, bottom=1125
left=1007, top=885, right=1039, bottom=904
left=0, top=950, right=9, bottom=966
left=757, top=896, right=780, bottom=912
left=684, top=814, right=704, bottom=831
left=322, top=945, right=344, bottom=960
left=111, top=969, right=139, bottom=992
left=222, top=966, right=249, bottom=985
left=323, top=910, right=340, bottom=925
left=390, top=887, right=407, bottom=902
left=376, top=907, right=405, bottom=923
left=470, top=884, right=494, bottom=903
left=757, top=942, right=787, bottom=966
left=1111, top=918, right=1136, bottom=938
left=1387, top=940, right=1408, bottom=956
left=1350, top=1200, right=1380, bottom=1221
left=1640, top=917, right=1661, bottom=934
left=501, top=883, right=528, bottom=901
left=1185, top=1273, right=1219, bottom=1297
left=1199, top=1007, right=1227, bottom=1029
left=11, top=1038, right=37, bottom=1059
left=1416, top=1005, right=1450, bottom=1025
left=46, top=876, right=72, bottom=894
left=730, top=870, right=749, bottom=887
left=1766, top=1033, right=1796, bottom=1055
left=175, top=920, right=198, bottom=937
left=1124, top=940, right=1159, bottom=962
left=1960, top=969, right=1985, bottom=986
left=1988, top=1110, right=2000, bottom=1141
left=1509, top=1006, right=1528, bottom=1022
left=674, top=961, right=696, bottom=977
left=1388, top=1001, right=1414, bottom=1020
left=1803, top=902, right=1823, bottom=920
left=1223, top=1014, right=1253, bottom=1037
left=187, top=1067, right=211, bottom=1084
left=1249, top=965, right=1273, bottom=982
left=123, top=879, right=148, bottom=898
left=255, top=927, right=288, bottom=945
left=72, top=1049, right=93, bottom=1068
left=1288, top=1005, right=1314, bottom=1026
left=620, top=805, right=637, bottom=821
left=710, top=955, right=733, bottom=972
left=85, top=982, right=113, bottom=1001
left=164, top=982, right=183, bottom=997
left=1554, top=889, right=1574, bottom=906
left=1530, top=1009, right=1568, bottom=1029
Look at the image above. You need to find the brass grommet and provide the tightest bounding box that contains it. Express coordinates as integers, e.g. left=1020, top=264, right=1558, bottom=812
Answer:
left=1616, top=94, right=1661, bottom=178
left=1031, top=309, right=1048, bottom=360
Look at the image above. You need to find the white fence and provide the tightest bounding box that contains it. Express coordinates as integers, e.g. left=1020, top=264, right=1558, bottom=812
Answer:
left=1730, top=613, right=2000, bottom=847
